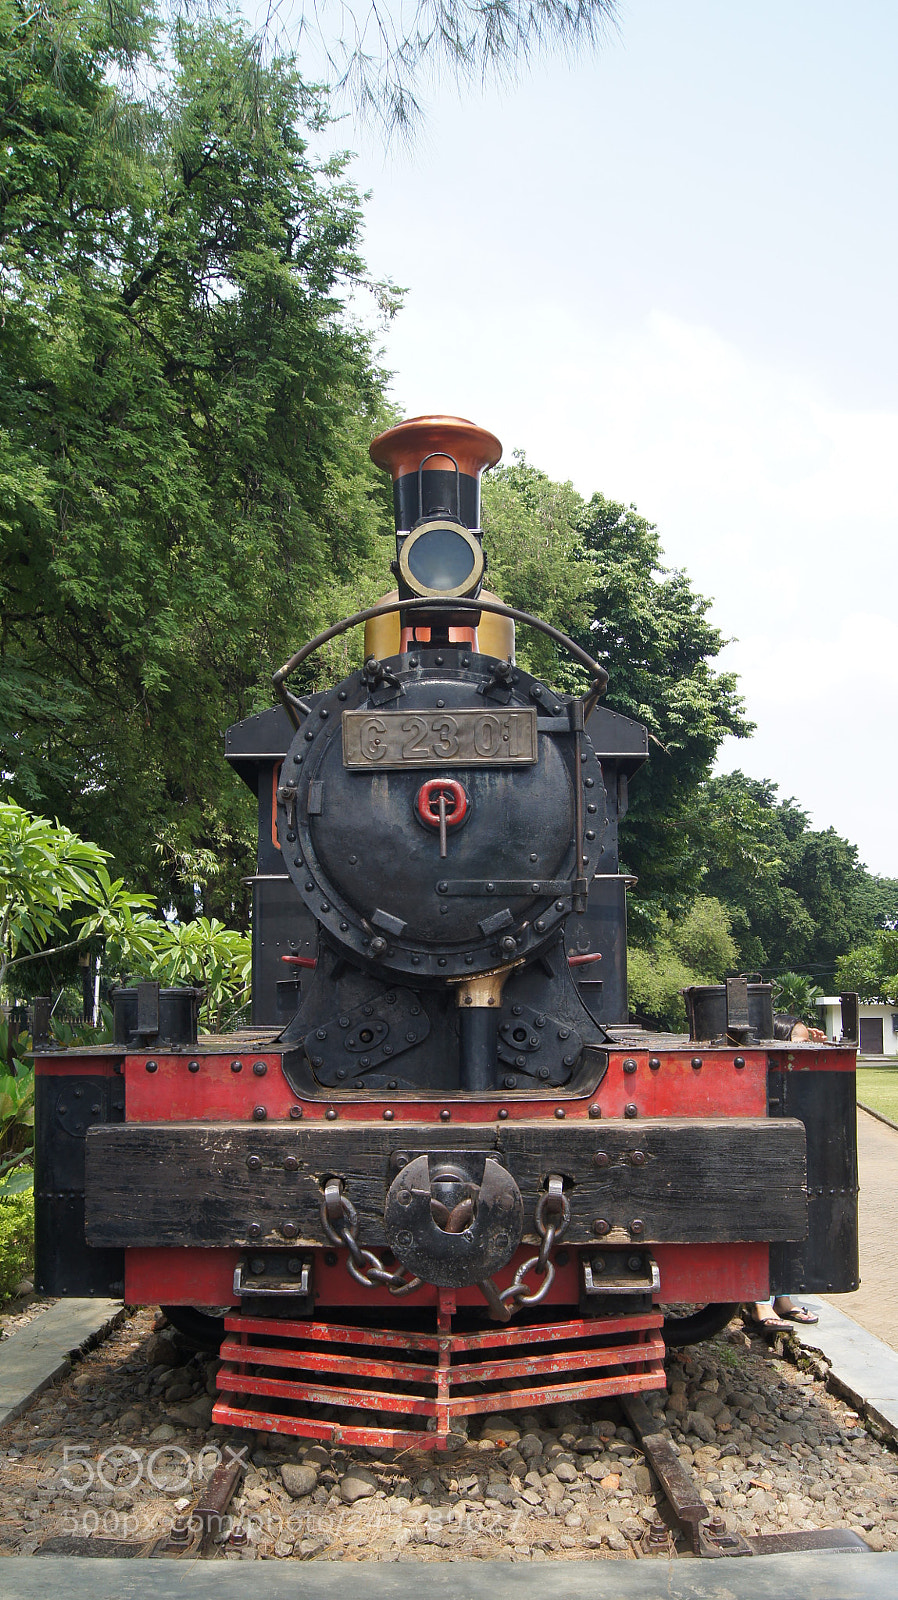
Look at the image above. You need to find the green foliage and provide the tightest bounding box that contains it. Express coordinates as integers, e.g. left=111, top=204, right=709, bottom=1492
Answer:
left=482, top=463, right=748, bottom=935
left=836, top=932, right=898, bottom=1004
left=772, top=971, right=824, bottom=1028
left=699, top=773, right=877, bottom=978
left=0, top=801, right=111, bottom=985
left=315, top=0, right=619, bottom=136
left=2, top=803, right=251, bottom=1031
left=0, top=0, right=398, bottom=920
left=0, top=1024, right=34, bottom=1194
left=627, top=897, right=736, bottom=1031
left=671, top=896, right=738, bottom=978
left=0, top=1192, right=34, bottom=1301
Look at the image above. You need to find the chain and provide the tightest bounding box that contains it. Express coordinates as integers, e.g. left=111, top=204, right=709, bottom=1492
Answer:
left=320, top=1179, right=422, bottom=1296
left=500, top=1174, right=571, bottom=1309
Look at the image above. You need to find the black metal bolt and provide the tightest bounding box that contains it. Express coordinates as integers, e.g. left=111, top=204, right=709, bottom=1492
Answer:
left=504, top=1075, right=518, bottom=1088
left=538, top=1066, right=550, bottom=1079
left=512, top=1004, right=523, bottom=1016
left=734, top=1056, right=746, bottom=1069
left=628, top=1255, right=643, bottom=1272
left=253, top=1060, right=267, bottom=1077
left=247, top=1155, right=262, bottom=1171
left=250, top=1256, right=266, bottom=1273
left=188, top=1060, right=200, bottom=1073
left=247, top=1223, right=262, bottom=1239
left=252, top=1105, right=267, bottom=1121
left=593, top=1150, right=610, bottom=1168
left=370, top=936, right=387, bottom=957
left=588, top=1104, right=602, bottom=1119
left=500, top=935, right=517, bottom=955
left=325, top=1108, right=337, bottom=1120
left=593, top=1218, right=611, bottom=1236
left=231, top=1059, right=243, bottom=1073
left=145, top=1060, right=157, bottom=1073
left=497, top=1108, right=509, bottom=1120
left=284, top=1156, right=299, bottom=1172
left=623, top=1058, right=637, bottom=1074
left=592, top=1256, right=606, bottom=1273
left=624, top=1103, right=638, bottom=1118
left=535, top=919, right=546, bottom=932
left=383, top=1109, right=394, bottom=1120
left=440, top=1108, right=451, bottom=1121
left=515, top=1055, right=526, bottom=1068
left=649, top=1056, right=661, bottom=1071
left=554, top=1107, right=566, bottom=1119
left=691, top=1057, right=703, bottom=1070
left=631, top=1150, right=647, bottom=1166
left=558, top=1028, right=570, bottom=1040
left=630, top=1219, right=645, bottom=1237
left=289, top=1105, right=303, bottom=1120
left=287, top=1257, right=303, bottom=1274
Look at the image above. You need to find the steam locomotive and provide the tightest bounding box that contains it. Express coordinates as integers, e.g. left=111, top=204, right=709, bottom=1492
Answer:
left=34, top=416, right=859, bottom=1448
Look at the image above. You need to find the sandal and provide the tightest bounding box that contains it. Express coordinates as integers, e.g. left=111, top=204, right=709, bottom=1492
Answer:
left=742, top=1309, right=793, bottom=1334
left=777, top=1304, right=819, bottom=1325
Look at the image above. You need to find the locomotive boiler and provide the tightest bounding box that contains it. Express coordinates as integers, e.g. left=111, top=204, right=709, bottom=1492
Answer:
left=33, top=415, right=860, bottom=1448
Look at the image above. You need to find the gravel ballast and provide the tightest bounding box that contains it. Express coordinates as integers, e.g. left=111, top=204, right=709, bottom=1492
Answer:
left=0, top=1307, right=896, bottom=1561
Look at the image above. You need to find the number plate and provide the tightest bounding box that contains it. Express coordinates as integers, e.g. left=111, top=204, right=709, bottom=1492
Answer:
left=342, top=707, right=538, bottom=768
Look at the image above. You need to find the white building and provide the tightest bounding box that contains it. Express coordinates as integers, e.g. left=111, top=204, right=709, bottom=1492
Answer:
left=816, top=997, right=898, bottom=1057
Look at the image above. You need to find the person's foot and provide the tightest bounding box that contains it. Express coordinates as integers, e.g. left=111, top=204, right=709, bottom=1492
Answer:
left=743, top=1303, right=792, bottom=1333
left=773, top=1297, right=819, bottom=1325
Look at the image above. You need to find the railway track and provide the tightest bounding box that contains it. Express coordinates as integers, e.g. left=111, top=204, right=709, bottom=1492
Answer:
left=1, top=1303, right=897, bottom=1564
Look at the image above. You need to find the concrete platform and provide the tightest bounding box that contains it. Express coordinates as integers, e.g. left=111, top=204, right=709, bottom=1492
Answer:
left=792, top=1295, right=898, bottom=1443
left=0, top=1554, right=896, bottom=1600
left=0, top=1299, right=124, bottom=1429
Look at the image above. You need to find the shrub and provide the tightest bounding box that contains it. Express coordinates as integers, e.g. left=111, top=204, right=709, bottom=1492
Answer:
left=0, top=1194, right=34, bottom=1304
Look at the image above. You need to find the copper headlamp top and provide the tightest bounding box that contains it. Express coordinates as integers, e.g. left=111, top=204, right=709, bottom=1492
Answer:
left=369, top=416, right=503, bottom=482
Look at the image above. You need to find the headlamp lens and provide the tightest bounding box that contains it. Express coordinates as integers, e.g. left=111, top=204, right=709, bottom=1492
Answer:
left=404, top=525, right=481, bottom=594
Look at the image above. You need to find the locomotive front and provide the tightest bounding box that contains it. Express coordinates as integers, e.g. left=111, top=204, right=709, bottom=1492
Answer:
left=33, top=415, right=859, bottom=1449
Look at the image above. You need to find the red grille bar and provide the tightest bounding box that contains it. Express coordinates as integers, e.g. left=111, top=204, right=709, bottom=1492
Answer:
left=214, top=1306, right=666, bottom=1450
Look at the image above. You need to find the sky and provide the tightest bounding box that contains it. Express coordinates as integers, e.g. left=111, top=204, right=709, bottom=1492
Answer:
left=282, top=0, right=898, bottom=875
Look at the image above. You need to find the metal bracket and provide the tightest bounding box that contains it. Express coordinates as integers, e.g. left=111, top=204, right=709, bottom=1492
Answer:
left=582, top=1251, right=660, bottom=1297
left=234, top=1259, right=311, bottom=1298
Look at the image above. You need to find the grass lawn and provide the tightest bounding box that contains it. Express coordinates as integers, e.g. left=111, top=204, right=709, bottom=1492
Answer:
left=857, top=1066, right=898, bottom=1124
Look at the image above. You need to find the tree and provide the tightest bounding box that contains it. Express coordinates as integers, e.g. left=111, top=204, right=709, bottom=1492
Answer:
left=836, top=933, right=898, bottom=1005
left=627, top=897, right=737, bottom=1031
left=262, top=0, right=620, bottom=136
left=482, top=461, right=750, bottom=935
left=698, top=772, right=875, bottom=979
left=0, top=0, right=397, bottom=918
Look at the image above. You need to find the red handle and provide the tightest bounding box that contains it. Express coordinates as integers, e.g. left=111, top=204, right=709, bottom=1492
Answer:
left=416, top=779, right=469, bottom=829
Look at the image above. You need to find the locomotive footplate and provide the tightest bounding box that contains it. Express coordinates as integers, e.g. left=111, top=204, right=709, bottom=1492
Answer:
left=85, top=1116, right=806, bottom=1252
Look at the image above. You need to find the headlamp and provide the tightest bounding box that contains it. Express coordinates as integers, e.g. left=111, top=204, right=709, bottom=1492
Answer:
left=397, top=520, right=485, bottom=600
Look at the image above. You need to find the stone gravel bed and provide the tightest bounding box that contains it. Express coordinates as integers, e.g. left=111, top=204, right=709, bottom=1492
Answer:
left=0, top=1306, right=896, bottom=1561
